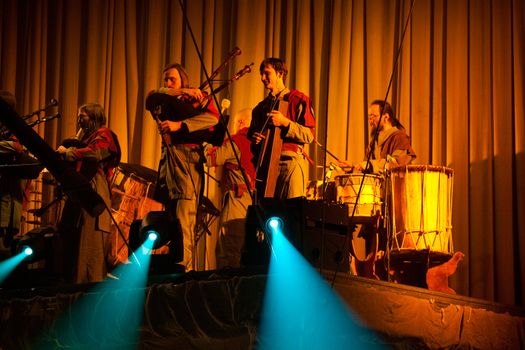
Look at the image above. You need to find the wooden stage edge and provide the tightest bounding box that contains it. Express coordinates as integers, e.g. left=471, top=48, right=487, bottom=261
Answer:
left=329, top=271, right=525, bottom=348
left=0, top=266, right=524, bottom=349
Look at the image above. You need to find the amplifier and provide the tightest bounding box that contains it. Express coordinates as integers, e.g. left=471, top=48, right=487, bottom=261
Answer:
left=243, top=198, right=351, bottom=271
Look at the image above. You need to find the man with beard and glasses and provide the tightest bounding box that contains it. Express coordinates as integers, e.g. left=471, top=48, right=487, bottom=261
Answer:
left=338, top=100, right=415, bottom=280
left=341, top=100, right=416, bottom=173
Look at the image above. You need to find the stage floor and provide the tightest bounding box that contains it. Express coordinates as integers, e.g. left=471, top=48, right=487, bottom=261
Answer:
left=1, top=267, right=524, bottom=349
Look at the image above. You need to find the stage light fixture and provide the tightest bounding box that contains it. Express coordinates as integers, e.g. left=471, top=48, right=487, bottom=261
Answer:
left=127, top=211, right=184, bottom=273
left=266, top=216, right=284, bottom=232
left=147, top=231, right=159, bottom=242
left=139, top=211, right=177, bottom=250
left=15, top=231, right=47, bottom=263
left=22, top=246, right=34, bottom=256
left=10, top=226, right=56, bottom=264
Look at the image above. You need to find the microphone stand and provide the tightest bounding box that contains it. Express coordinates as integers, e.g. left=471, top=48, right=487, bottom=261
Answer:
left=177, top=0, right=259, bottom=269
left=0, top=100, right=105, bottom=218
left=27, top=113, right=61, bottom=127
left=177, top=0, right=254, bottom=203
left=32, top=186, right=64, bottom=218
left=330, top=0, right=417, bottom=288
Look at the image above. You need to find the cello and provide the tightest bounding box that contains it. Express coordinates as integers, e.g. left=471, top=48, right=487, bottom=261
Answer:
left=254, top=95, right=289, bottom=200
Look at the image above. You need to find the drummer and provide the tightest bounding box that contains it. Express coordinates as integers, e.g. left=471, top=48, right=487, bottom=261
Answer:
left=339, top=100, right=416, bottom=173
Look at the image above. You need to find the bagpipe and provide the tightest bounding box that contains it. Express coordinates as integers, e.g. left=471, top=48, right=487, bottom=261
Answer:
left=145, top=47, right=253, bottom=146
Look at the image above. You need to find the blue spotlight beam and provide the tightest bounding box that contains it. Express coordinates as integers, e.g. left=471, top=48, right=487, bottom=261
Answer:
left=0, top=253, right=29, bottom=285
left=258, top=229, right=386, bottom=349
left=33, top=244, right=153, bottom=348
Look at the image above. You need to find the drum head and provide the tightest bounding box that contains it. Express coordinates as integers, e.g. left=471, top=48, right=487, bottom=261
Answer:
left=351, top=224, right=377, bottom=262
left=389, top=164, right=453, bottom=176
left=117, top=163, right=157, bottom=183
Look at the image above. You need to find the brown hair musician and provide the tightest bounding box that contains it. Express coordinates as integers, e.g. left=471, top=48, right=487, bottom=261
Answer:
left=57, top=103, right=121, bottom=283
left=340, top=100, right=416, bottom=173
left=248, top=58, right=316, bottom=200
left=151, top=63, right=220, bottom=271
left=338, top=100, right=416, bottom=280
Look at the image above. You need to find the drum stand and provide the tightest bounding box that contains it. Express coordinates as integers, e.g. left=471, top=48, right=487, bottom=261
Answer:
left=31, top=186, right=63, bottom=219
left=194, top=196, right=220, bottom=266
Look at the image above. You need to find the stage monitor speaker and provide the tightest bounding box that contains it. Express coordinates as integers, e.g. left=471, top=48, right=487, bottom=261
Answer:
left=243, top=198, right=351, bottom=272
left=128, top=214, right=184, bottom=275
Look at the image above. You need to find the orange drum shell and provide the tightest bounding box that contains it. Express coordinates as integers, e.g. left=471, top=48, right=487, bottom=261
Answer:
left=335, top=174, right=384, bottom=218
left=389, top=165, right=454, bottom=254
left=108, top=167, right=163, bottom=266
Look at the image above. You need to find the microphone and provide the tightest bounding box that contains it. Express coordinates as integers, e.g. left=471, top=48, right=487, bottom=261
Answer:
left=329, top=162, right=342, bottom=171
left=43, top=112, right=61, bottom=122
left=27, top=113, right=61, bottom=127
left=22, top=98, right=59, bottom=119
left=325, top=162, right=339, bottom=181
left=221, top=99, right=231, bottom=114
left=325, top=169, right=333, bottom=181
left=46, top=98, right=59, bottom=109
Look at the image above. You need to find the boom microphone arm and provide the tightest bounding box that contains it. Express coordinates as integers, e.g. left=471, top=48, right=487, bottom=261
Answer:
left=0, top=99, right=105, bottom=217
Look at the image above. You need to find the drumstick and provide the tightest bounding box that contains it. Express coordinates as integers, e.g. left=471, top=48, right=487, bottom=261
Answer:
left=314, top=139, right=340, bottom=161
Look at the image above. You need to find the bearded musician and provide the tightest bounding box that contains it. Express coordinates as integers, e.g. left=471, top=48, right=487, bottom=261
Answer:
left=147, top=63, right=220, bottom=272
left=339, top=100, right=416, bottom=173
left=337, top=100, right=416, bottom=279
left=56, top=103, right=121, bottom=283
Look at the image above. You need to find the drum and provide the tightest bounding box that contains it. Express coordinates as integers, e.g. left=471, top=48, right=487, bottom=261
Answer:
left=335, top=174, right=384, bottom=220
left=389, top=165, right=454, bottom=255
left=109, top=164, right=163, bottom=265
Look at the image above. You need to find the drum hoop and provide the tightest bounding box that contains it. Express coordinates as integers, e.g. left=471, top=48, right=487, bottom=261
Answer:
left=335, top=173, right=384, bottom=181
left=389, top=165, right=454, bottom=176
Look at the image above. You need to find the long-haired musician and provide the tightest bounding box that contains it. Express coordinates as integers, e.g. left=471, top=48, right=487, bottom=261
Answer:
left=339, top=100, right=416, bottom=173
left=150, top=63, right=220, bottom=271
left=56, top=102, right=121, bottom=283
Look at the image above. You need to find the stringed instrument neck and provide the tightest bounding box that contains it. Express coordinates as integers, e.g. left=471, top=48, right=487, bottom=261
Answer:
left=255, top=96, right=289, bottom=200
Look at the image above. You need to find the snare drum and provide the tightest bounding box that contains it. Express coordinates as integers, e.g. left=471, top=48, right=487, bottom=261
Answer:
left=389, top=165, right=454, bottom=254
left=335, top=174, right=384, bottom=220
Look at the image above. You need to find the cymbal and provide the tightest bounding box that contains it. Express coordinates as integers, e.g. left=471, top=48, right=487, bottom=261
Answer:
left=117, top=163, right=157, bottom=184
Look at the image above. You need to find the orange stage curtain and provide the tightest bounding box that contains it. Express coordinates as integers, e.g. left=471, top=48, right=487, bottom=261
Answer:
left=1, top=0, right=524, bottom=306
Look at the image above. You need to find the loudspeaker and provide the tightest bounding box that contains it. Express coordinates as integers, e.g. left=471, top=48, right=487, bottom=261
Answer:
left=128, top=214, right=184, bottom=275
left=243, top=198, right=351, bottom=272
